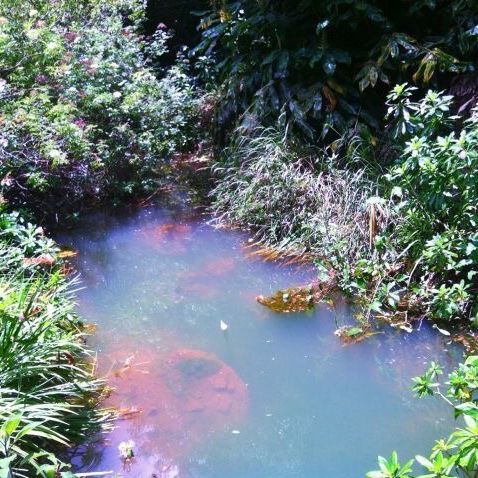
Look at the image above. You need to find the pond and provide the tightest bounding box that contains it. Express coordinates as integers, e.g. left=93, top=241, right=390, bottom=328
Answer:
left=59, top=204, right=460, bottom=478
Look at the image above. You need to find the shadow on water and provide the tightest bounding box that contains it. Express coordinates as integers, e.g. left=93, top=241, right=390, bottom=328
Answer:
left=58, top=205, right=462, bottom=478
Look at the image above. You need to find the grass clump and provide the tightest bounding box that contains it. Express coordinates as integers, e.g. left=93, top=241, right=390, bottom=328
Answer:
left=0, top=211, right=113, bottom=477
left=211, top=125, right=392, bottom=293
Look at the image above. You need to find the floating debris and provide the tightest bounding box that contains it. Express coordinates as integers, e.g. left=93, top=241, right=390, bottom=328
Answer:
left=334, top=326, right=380, bottom=345
left=432, top=323, right=451, bottom=336
left=119, top=439, right=135, bottom=471
left=58, top=248, right=78, bottom=259
left=220, top=320, right=228, bottom=331
left=256, top=280, right=335, bottom=313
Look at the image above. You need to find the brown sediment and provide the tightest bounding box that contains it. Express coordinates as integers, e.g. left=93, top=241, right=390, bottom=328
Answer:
left=451, top=331, right=478, bottom=354
left=184, top=257, right=236, bottom=278
left=179, top=281, right=219, bottom=299
left=100, top=341, right=248, bottom=462
left=174, top=256, right=236, bottom=299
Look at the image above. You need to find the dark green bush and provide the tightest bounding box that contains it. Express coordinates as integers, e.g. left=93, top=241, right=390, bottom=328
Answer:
left=194, top=0, right=477, bottom=139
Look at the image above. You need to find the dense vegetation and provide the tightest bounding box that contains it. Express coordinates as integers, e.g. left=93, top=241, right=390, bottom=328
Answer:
left=0, top=0, right=199, bottom=220
left=203, top=0, right=478, bottom=328
left=198, top=3, right=478, bottom=475
left=194, top=0, right=477, bottom=138
left=1, top=0, right=478, bottom=475
left=0, top=0, right=198, bottom=475
left=0, top=211, right=112, bottom=476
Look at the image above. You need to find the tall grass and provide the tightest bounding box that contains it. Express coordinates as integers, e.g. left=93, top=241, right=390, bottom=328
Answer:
left=0, top=213, right=113, bottom=477
left=211, top=127, right=392, bottom=276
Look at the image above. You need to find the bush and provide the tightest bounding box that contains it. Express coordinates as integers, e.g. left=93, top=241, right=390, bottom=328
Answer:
left=353, top=85, right=478, bottom=323
left=194, top=0, right=477, bottom=139
left=210, top=125, right=391, bottom=288
left=367, top=356, right=478, bottom=478
left=0, top=0, right=200, bottom=218
left=0, top=211, right=113, bottom=477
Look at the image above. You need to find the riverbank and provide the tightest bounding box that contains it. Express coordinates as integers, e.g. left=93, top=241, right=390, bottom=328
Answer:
left=0, top=212, right=114, bottom=476
left=1, top=0, right=477, bottom=476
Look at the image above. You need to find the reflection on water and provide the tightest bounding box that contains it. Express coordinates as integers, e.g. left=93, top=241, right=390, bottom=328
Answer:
left=59, top=205, right=461, bottom=478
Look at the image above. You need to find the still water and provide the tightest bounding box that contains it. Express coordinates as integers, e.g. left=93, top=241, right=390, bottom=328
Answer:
left=60, top=205, right=460, bottom=478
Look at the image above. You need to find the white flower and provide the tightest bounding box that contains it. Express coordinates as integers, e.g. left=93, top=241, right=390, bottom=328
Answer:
left=118, top=440, right=135, bottom=459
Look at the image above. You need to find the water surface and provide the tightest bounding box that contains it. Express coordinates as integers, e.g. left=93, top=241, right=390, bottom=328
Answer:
left=60, top=205, right=460, bottom=478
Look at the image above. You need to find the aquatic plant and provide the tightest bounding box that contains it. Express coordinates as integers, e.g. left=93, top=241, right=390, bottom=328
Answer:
left=0, top=212, right=113, bottom=476
left=333, top=326, right=379, bottom=345
left=368, top=355, right=478, bottom=478
left=256, top=281, right=335, bottom=314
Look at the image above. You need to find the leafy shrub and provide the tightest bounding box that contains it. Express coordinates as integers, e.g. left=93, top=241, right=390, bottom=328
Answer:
left=356, top=85, right=478, bottom=323
left=194, top=0, right=477, bottom=139
left=0, top=211, right=113, bottom=477
left=0, top=0, right=200, bottom=218
left=367, top=356, right=478, bottom=478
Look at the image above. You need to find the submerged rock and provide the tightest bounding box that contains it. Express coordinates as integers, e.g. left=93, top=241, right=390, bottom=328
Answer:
left=135, top=223, right=192, bottom=256
left=101, top=342, right=248, bottom=464
left=334, top=326, right=379, bottom=345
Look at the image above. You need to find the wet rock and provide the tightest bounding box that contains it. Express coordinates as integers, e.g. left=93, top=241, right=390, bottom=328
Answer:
left=334, top=326, right=380, bottom=345
left=175, top=354, right=220, bottom=379
left=257, top=280, right=335, bottom=314
left=100, top=342, right=248, bottom=463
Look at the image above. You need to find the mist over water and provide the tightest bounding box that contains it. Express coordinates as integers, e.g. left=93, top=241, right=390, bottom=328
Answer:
left=59, top=205, right=460, bottom=478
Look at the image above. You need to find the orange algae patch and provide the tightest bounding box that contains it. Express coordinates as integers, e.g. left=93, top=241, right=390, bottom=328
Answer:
left=175, top=257, right=236, bottom=299
left=179, top=281, right=219, bottom=299
left=135, top=223, right=192, bottom=256
left=178, top=257, right=236, bottom=281
left=101, top=342, right=248, bottom=465
left=202, top=257, right=235, bottom=276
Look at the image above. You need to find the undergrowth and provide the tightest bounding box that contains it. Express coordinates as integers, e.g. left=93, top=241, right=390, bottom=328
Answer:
left=0, top=211, right=113, bottom=477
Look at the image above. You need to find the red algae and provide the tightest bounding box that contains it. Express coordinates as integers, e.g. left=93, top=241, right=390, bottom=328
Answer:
left=178, top=257, right=236, bottom=281
left=179, top=281, right=219, bottom=299
left=99, top=341, right=248, bottom=473
left=135, top=223, right=192, bottom=256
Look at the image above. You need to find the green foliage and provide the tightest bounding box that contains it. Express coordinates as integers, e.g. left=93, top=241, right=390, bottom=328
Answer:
left=366, top=85, right=478, bottom=322
left=366, top=452, right=414, bottom=478
left=210, top=125, right=386, bottom=277
left=0, top=211, right=113, bottom=476
left=0, top=0, right=199, bottom=217
left=368, top=356, right=478, bottom=478
left=194, top=0, right=477, bottom=138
